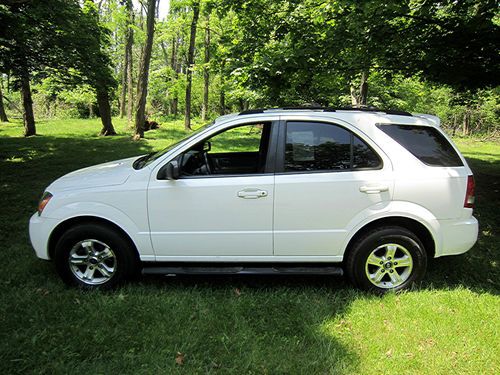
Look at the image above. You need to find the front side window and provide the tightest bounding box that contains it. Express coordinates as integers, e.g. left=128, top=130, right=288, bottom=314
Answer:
left=135, top=122, right=214, bottom=169
left=284, top=121, right=381, bottom=172
left=180, top=122, right=272, bottom=176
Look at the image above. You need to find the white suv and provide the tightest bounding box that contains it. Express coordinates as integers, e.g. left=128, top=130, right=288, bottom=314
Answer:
left=29, top=108, right=478, bottom=292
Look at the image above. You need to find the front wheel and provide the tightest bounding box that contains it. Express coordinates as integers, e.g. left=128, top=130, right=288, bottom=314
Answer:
left=345, top=226, right=427, bottom=293
left=54, top=223, right=138, bottom=289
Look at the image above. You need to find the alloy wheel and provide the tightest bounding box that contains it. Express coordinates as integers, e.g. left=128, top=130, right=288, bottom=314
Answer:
left=365, top=243, right=413, bottom=289
left=68, top=239, right=117, bottom=285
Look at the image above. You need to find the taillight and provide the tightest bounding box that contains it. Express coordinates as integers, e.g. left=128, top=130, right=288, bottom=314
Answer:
left=464, top=175, right=475, bottom=208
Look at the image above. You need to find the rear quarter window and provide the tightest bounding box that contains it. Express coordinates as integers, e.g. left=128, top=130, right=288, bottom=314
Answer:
left=376, top=124, right=463, bottom=167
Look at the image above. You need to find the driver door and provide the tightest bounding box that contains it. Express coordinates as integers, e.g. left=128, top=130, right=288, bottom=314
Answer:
left=147, top=121, right=277, bottom=259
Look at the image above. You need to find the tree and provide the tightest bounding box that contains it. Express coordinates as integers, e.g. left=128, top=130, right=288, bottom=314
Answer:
left=119, top=0, right=134, bottom=123
left=0, top=0, right=118, bottom=136
left=125, top=0, right=134, bottom=125
left=0, top=81, right=9, bottom=122
left=218, top=0, right=499, bottom=106
left=184, top=1, right=200, bottom=130
left=170, top=34, right=179, bottom=115
left=134, top=0, right=157, bottom=139
left=82, top=0, right=117, bottom=135
left=0, top=1, right=48, bottom=135
left=201, top=12, right=210, bottom=121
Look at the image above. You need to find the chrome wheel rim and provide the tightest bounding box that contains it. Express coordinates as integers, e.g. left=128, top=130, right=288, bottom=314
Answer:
left=365, top=243, right=413, bottom=289
left=68, top=239, right=116, bottom=285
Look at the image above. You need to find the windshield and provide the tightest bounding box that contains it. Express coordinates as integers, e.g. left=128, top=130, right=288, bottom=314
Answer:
left=134, top=122, right=214, bottom=169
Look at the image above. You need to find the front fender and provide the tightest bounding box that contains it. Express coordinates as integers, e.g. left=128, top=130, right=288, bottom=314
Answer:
left=45, top=202, right=154, bottom=260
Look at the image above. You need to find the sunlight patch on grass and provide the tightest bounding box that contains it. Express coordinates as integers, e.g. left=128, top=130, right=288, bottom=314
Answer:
left=320, top=289, right=500, bottom=374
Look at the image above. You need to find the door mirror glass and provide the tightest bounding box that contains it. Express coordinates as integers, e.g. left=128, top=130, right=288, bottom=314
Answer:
left=158, top=160, right=180, bottom=180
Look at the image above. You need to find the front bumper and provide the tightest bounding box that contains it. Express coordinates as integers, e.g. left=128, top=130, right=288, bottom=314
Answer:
left=29, top=213, right=60, bottom=260
left=436, top=216, right=479, bottom=257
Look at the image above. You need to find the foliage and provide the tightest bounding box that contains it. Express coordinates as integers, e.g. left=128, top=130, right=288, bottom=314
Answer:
left=1, top=0, right=498, bottom=134
left=0, top=0, right=115, bottom=88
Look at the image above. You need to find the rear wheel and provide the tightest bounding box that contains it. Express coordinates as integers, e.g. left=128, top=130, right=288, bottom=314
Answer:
left=345, top=226, right=427, bottom=293
left=54, top=223, right=138, bottom=289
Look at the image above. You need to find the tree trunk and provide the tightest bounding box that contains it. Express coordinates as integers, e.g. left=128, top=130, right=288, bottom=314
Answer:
left=350, top=71, right=368, bottom=107
left=21, top=73, right=36, bottom=136
left=0, top=85, right=8, bottom=122
left=201, top=14, right=210, bottom=122
left=184, top=1, right=200, bottom=130
left=359, top=71, right=368, bottom=106
left=119, top=51, right=128, bottom=118
left=125, top=0, right=134, bottom=125
left=134, top=0, right=156, bottom=140
left=170, top=35, right=179, bottom=116
left=462, top=107, right=470, bottom=136
left=97, top=87, right=116, bottom=136
left=219, top=61, right=226, bottom=115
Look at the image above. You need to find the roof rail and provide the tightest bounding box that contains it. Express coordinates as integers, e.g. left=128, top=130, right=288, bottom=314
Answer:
left=238, top=106, right=412, bottom=116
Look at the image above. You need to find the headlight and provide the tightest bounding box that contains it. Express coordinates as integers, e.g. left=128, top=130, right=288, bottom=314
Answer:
left=38, top=192, right=53, bottom=215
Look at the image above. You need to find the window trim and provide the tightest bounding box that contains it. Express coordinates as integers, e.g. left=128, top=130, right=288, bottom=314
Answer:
left=159, top=120, right=280, bottom=180
left=275, top=120, right=383, bottom=174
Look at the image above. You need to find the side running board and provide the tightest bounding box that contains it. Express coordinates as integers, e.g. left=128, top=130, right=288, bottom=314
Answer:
left=142, top=265, right=343, bottom=276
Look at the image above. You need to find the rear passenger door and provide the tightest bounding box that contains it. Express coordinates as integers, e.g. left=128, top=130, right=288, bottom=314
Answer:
left=273, top=119, right=393, bottom=256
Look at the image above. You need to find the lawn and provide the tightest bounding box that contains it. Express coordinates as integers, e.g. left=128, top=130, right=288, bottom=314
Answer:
left=0, top=118, right=499, bottom=374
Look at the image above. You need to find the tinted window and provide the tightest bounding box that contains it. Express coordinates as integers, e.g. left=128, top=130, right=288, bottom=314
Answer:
left=284, top=121, right=381, bottom=172
left=377, top=124, right=463, bottom=167
left=353, top=135, right=382, bottom=169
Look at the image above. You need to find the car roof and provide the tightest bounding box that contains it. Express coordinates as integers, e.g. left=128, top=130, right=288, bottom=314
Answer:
left=215, top=108, right=440, bottom=128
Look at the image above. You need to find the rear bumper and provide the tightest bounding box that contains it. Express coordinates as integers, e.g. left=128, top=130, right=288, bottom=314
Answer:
left=436, top=216, right=478, bottom=257
left=29, top=213, right=59, bottom=260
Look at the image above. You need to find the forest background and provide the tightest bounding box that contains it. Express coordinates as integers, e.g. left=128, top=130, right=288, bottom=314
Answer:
left=0, top=0, right=498, bottom=138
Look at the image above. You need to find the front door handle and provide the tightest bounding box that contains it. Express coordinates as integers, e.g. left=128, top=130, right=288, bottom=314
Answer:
left=237, top=188, right=268, bottom=199
left=359, top=185, right=389, bottom=194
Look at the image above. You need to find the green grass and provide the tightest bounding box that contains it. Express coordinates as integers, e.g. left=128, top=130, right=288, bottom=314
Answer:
left=0, top=118, right=499, bottom=374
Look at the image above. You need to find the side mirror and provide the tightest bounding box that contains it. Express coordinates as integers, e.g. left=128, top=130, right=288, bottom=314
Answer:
left=158, top=160, right=180, bottom=180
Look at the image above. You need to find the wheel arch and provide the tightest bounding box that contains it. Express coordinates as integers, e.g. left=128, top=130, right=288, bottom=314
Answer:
left=48, top=216, right=140, bottom=262
left=344, top=216, right=436, bottom=261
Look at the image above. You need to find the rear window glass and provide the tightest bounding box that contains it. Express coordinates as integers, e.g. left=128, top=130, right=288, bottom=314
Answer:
left=376, top=124, right=463, bottom=167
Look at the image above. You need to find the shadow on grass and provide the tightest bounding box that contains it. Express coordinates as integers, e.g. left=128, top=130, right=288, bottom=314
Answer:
left=0, top=131, right=360, bottom=373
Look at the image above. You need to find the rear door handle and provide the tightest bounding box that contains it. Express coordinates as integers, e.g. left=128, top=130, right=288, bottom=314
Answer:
left=237, top=188, right=268, bottom=199
left=359, top=185, right=389, bottom=194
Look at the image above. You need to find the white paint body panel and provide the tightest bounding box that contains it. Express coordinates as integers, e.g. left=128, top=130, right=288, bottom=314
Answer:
left=147, top=175, right=274, bottom=256
left=29, top=110, right=478, bottom=264
left=274, top=170, right=394, bottom=256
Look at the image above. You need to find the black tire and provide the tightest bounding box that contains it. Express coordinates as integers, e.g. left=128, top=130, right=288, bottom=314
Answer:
left=345, top=226, right=427, bottom=293
left=54, top=223, right=139, bottom=289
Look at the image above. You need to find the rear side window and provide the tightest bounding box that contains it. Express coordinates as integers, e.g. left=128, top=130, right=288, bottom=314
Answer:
left=284, top=121, right=382, bottom=172
left=377, top=124, right=463, bottom=167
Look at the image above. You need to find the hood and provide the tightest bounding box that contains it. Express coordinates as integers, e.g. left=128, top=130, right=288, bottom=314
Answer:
left=47, top=156, right=139, bottom=192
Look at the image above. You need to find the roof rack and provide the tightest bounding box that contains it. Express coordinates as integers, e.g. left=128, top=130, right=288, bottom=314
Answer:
left=238, top=106, right=412, bottom=117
